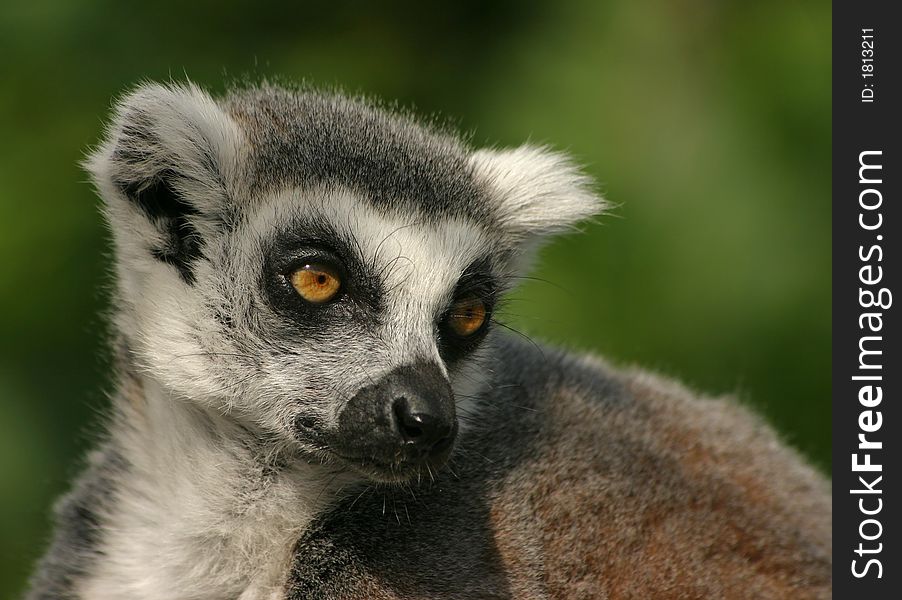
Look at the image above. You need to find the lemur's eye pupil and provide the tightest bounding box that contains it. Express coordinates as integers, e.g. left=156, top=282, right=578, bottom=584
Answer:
left=447, top=297, right=487, bottom=337
left=290, top=265, right=341, bottom=304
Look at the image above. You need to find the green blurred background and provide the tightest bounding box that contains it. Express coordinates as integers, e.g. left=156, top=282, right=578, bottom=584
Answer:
left=0, top=0, right=830, bottom=595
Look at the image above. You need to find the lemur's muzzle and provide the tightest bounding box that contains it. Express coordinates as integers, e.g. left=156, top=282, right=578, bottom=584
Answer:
left=332, top=361, right=458, bottom=481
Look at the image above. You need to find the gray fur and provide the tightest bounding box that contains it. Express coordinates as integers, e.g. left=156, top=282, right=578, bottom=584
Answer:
left=225, top=85, right=489, bottom=224
left=26, top=81, right=830, bottom=599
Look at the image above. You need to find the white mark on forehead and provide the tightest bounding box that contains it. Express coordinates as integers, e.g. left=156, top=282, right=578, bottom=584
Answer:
left=366, top=212, right=489, bottom=366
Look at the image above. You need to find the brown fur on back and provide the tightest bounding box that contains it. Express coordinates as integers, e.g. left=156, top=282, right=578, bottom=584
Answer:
left=490, top=363, right=830, bottom=599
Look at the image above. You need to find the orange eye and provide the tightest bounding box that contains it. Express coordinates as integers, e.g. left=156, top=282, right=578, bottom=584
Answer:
left=447, top=298, right=487, bottom=336
left=290, top=265, right=341, bottom=304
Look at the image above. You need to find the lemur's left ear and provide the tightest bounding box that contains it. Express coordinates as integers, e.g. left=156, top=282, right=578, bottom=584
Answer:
left=85, top=82, right=245, bottom=283
left=470, top=145, right=605, bottom=240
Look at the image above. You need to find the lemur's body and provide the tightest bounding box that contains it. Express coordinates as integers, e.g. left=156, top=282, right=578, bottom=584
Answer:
left=27, top=83, right=831, bottom=599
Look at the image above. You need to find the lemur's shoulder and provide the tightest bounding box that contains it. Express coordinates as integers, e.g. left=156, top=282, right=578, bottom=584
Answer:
left=26, top=443, right=125, bottom=600
left=286, top=334, right=831, bottom=599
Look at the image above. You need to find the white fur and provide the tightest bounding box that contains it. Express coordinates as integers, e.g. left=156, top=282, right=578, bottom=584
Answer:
left=470, top=145, right=604, bottom=238
left=74, top=226, right=327, bottom=597
left=78, top=379, right=349, bottom=599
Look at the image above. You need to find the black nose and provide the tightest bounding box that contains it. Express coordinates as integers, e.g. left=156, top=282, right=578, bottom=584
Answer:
left=393, top=396, right=455, bottom=454
left=334, top=362, right=458, bottom=474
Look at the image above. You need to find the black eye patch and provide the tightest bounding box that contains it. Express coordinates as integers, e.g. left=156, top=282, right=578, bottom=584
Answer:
left=261, top=217, right=384, bottom=335
left=437, top=257, right=498, bottom=364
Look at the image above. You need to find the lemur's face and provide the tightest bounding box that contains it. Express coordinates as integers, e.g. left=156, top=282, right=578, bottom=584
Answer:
left=217, top=188, right=501, bottom=481
left=88, top=83, right=600, bottom=483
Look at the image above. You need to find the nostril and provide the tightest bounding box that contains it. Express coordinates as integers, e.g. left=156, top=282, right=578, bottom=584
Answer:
left=390, top=394, right=456, bottom=459
left=393, top=397, right=428, bottom=441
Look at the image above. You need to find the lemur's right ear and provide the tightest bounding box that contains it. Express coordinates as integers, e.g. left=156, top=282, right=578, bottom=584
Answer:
left=85, top=82, right=245, bottom=283
left=470, top=145, right=605, bottom=241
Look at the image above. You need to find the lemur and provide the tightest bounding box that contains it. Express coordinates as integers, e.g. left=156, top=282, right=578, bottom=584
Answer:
left=26, top=82, right=831, bottom=600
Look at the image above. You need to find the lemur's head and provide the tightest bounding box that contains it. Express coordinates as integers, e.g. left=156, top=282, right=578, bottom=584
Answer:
left=87, top=82, right=602, bottom=482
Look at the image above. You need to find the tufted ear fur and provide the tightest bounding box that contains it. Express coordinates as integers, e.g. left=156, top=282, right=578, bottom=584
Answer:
left=470, top=145, right=604, bottom=241
left=85, top=82, right=245, bottom=284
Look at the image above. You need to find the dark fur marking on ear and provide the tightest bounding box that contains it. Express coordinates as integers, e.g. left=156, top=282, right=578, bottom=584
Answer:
left=118, top=173, right=204, bottom=284
left=119, top=170, right=194, bottom=222
left=150, top=214, right=202, bottom=284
